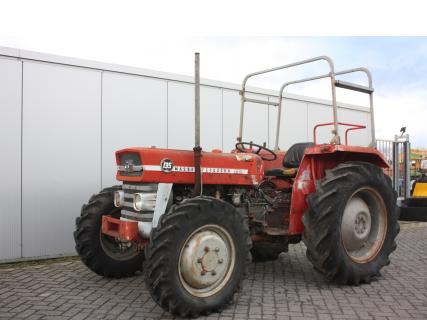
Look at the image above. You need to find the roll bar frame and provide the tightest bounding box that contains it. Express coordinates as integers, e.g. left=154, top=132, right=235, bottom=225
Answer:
left=238, top=56, right=375, bottom=149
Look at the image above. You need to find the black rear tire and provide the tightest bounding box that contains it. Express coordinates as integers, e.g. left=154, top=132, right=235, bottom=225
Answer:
left=144, top=196, right=251, bottom=318
left=74, top=187, right=144, bottom=278
left=303, top=162, right=399, bottom=285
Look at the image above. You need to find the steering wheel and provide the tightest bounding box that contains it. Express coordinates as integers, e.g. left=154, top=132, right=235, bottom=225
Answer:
left=235, top=142, right=277, bottom=161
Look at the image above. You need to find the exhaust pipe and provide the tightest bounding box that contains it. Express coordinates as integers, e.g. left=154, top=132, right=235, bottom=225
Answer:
left=193, top=52, right=202, bottom=197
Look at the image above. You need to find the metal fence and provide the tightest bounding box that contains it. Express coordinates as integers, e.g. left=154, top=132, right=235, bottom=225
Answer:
left=376, top=139, right=394, bottom=177
left=376, top=136, right=411, bottom=199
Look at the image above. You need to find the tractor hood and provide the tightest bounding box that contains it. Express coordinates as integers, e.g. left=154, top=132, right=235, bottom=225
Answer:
left=115, top=147, right=264, bottom=186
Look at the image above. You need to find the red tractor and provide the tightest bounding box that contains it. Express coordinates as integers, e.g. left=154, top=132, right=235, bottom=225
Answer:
left=74, top=55, right=399, bottom=317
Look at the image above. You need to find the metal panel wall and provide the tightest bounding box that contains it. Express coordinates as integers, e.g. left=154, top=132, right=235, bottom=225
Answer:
left=101, top=72, right=167, bottom=187
left=222, top=89, right=241, bottom=152
left=200, top=86, right=222, bottom=151
left=0, top=58, right=22, bottom=260
left=269, top=99, right=309, bottom=150
left=167, top=82, right=194, bottom=150
left=242, top=95, right=269, bottom=147
left=22, top=62, right=101, bottom=258
left=222, top=90, right=269, bottom=151
left=167, top=83, right=222, bottom=151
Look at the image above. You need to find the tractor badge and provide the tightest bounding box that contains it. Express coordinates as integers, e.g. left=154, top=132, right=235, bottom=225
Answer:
left=161, top=158, right=174, bottom=172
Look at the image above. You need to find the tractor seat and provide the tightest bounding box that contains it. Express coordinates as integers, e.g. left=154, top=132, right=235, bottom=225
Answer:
left=265, top=142, right=315, bottom=178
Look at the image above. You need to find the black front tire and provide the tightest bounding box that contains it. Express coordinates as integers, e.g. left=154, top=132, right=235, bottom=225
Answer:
left=144, top=197, right=251, bottom=318
left=303, top=162, right=399, bottom=285
left=74, top=187, right=144, bottom=278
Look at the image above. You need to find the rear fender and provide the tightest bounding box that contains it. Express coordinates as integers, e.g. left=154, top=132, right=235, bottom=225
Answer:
left=288, top=145, right=389, bottom=235
left=288, top=157, right=315, bottom=235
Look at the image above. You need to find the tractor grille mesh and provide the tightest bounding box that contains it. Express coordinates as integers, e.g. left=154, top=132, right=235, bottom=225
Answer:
left=121, top=183, right=157, bottom=222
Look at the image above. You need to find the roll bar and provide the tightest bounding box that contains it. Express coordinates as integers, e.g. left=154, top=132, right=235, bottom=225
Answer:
left=334, top=68, right=375, bottom=147
left=238, top=56, right=376, bottom=149
left=238, top=56, right=337, bottom=143
left=276, top=67, right=375, bottom=149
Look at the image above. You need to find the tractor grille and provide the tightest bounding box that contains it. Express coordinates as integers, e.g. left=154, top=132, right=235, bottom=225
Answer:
left=121, top=183, right=158, bottom=222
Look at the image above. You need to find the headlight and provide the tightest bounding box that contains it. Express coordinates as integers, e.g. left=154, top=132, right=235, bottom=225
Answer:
left=133, top=192, right=156, bottom=212
left=133, top=193, right=144, bottom=211
left=114, top=191, right=124, bottom=207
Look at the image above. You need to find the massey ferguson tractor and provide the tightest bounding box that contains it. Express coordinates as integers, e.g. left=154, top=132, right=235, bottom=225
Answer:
left=74, top=55, right=399, bottom=317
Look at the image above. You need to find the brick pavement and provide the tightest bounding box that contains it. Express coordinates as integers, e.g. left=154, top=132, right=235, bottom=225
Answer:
left=0, top=223, right=426, bottom=320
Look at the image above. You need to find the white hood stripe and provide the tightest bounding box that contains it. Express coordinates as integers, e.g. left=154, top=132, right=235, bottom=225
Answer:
left=142, top=165, right=248, bottom=174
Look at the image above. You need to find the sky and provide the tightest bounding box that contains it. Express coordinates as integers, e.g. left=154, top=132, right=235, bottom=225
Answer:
left=0, top=2, right=426, bottom=147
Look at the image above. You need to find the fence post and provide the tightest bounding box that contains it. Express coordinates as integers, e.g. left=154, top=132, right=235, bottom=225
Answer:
left=403, top=135, right=411, bottom=200
left=392, top=136, right=399, bottom=195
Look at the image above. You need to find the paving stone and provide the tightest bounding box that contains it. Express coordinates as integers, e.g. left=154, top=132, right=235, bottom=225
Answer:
left=0, top=224, right=426, bottom=319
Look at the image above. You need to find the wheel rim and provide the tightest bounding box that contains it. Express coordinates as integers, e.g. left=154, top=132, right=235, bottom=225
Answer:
left=99, top=230, right=139, bottom=261
left=178, top=224, right=236, bottom=297
left=341, top=187, right=388, bottom=263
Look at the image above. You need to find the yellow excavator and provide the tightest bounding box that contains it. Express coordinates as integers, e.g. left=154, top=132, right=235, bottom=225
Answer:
left=412, top=160, right=427, bottom=196
left=401, top=159, right=427, bottom=221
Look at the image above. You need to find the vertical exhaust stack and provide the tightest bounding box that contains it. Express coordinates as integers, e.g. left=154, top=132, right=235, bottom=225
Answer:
left=193, top=52, right=202, bottom=197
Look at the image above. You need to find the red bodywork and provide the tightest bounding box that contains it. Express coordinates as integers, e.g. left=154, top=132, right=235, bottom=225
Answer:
left=114, top=144, right=388, bottom=237
left=102, top=215, right=142, bottom=242
left=116, top=147, right=264, bottom=185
